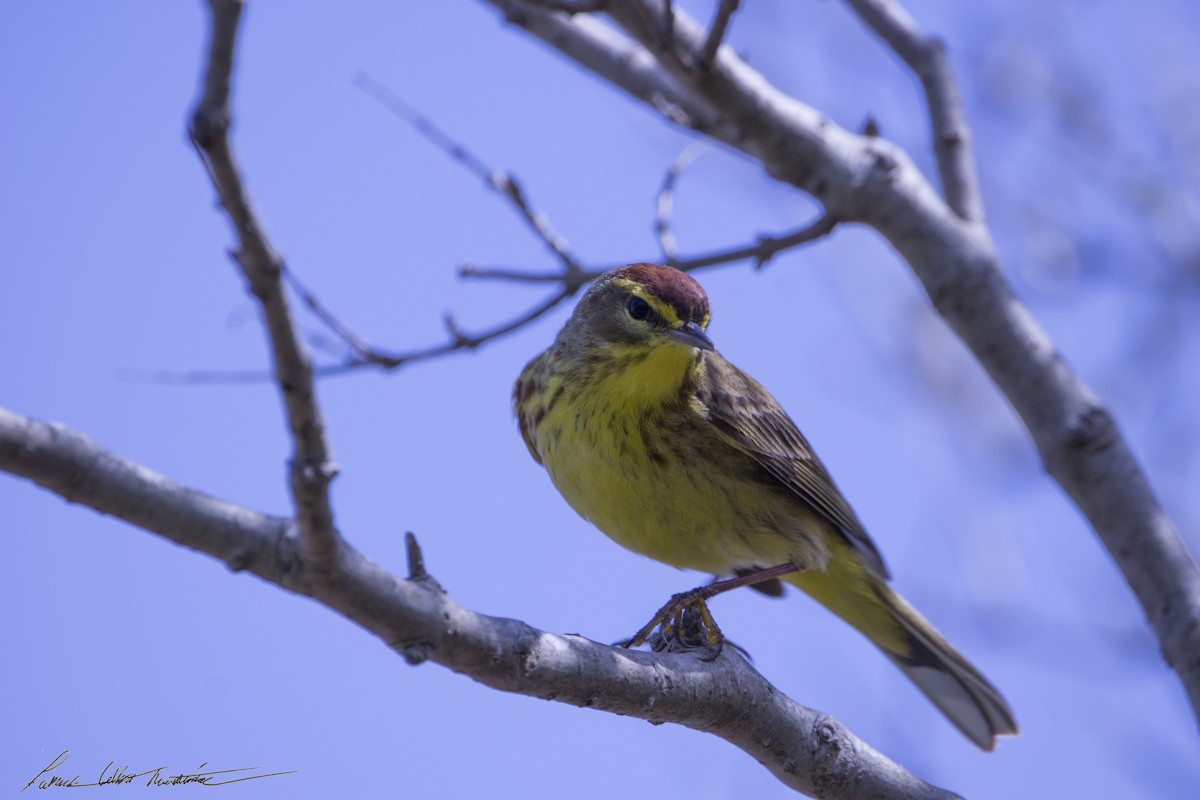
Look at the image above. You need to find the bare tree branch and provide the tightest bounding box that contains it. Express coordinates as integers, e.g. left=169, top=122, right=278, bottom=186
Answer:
left=161, top=54, right=606, bottom=386
left=355, top=72, right=586, bottom=283
left=241, top=239, right=578, bottom=379
left=279, top=267, right=576, bottom=374
left=523, top=0, right=608, bottom=13
left=275, top=70, right=831, bottom=376
left=672, top=214, right=840, bottom=271
left=461, top=213, right=838, bottom=288
left=172, top=71, right=587, bottom=376
left=159, top=8, right=802, bottom=384
left=0, top=406, right=961, bottom=800
left=655, top=141, right=709, bottom=261
left=189, top=0, right=338, bottom=566
left=491, top=0, right=745, bottom=147
left=484, top=0, right=1200, bottom=727
left=365, top=288, right=575, bottom=367
left=283, top=268, right=377, bottom=364
left=842, top=0, right=984, bottom=221
left=653, top=141, right=839, bottom=269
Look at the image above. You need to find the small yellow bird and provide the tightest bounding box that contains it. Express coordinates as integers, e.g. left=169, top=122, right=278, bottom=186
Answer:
left=514, top=263, right=1017, bottom=750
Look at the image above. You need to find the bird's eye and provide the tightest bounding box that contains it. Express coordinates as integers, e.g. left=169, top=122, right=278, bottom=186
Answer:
left=626, top=295, right=651, bottom=321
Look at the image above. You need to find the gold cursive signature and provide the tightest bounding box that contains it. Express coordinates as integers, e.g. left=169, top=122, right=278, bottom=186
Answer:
left=22, top=750, right=297, bottom=791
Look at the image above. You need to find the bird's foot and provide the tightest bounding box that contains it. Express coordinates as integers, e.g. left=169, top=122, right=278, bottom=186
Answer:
left=648, top=602, right=728, bottom=660
left=620, top=587, right=725, bottom=652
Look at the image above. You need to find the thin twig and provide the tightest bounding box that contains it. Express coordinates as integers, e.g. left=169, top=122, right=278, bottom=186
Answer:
left=464, top=213, right=838, bottom=287
left=354, top=71, right=586, bottom=284
left=283, top=268, right=375, bottom=363
left=673, top=214, right=840, bottom=271
left=275, top=69, right=601, bottom=374
left=170, top=17, right=829, bottom=388
left=189, top=0, right=339, bottom=566
left=458, top=264, right=571, bottom=284
left=326, top=287, right=575, bottom=374
left=123, top=284, right=576, bottom=381
left=463, top=264, right=608, bottom=285
left=522, top=0, right=608, bottom=12
left=662, top=0, right=676, bottom=56
left=651, top=140, right=839, bottom=269
left=158, top=71, right=600, bottom=385
left=629, top=0, right=691, bottom=73
left=697, top=0, right=740, bottom=70
left=842, top=0, right=983, bottom=222
left=261, top=72, right=601, bottom=374
left=117, top=366, right=283, bottom=385
left=655, top=141, right=710, bottom=261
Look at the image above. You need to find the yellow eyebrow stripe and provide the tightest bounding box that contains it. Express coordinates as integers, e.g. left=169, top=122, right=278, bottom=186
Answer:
left=612, top=278, right=684, bottom=327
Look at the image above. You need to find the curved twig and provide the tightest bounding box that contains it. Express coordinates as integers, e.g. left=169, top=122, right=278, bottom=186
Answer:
left=354, top=71, right=586, bottom=284
left=655, top=141, right=711, bottom=261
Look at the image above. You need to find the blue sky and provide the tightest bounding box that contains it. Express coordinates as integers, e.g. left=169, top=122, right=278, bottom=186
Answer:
left=3, top=2, right=1199, bottom=798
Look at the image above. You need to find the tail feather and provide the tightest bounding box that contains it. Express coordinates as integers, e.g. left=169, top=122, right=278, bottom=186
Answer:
left=787, top=552, right=1017, bottom=750
left=880, top=587, right=1018, bottom=751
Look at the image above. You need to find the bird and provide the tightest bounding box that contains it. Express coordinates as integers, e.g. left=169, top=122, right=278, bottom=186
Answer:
left=513, top=263, right=1017, bottom=750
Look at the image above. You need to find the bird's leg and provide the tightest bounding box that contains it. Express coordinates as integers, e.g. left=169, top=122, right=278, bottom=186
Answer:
left=622, top=563, right=802, bottom=650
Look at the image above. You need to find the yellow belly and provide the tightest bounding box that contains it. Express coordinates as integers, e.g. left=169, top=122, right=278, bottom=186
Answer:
left=535, top=390, right=829, bottom=576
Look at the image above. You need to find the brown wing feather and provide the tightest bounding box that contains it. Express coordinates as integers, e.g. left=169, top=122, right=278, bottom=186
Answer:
left=698, top=353, right=890, bottom=579
left=513, top=363, right=544, bottom=465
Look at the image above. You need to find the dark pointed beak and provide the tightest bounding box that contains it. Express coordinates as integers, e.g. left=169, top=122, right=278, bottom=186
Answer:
left=668, top=320, right=715, bottom=351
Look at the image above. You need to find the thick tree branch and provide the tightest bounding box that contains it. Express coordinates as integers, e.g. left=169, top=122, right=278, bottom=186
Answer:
left=485, top=0, right=1200, bottom=726
left=0, top=407, right=959, bottom=800
left=189, top=0, right=338, bottom=566
left=490, top=0, right=745, bottom=148
left=842, top=0, right=984, bottom=222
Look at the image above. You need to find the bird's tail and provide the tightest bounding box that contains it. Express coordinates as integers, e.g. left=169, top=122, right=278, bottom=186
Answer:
left=787, top=550, right=1017, bottom=750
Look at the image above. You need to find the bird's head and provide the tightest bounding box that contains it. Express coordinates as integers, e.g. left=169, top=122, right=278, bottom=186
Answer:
left=568, top=263, right=715, bottom=356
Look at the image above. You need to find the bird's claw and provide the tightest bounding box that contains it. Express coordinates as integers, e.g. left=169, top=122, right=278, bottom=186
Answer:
left=620, top=593, right=725, bottom=654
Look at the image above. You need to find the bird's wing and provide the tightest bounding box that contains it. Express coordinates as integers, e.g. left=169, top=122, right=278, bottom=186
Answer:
left=513, top=362, right=545, bottom=465
left=698, top=354, right=890, bottom=579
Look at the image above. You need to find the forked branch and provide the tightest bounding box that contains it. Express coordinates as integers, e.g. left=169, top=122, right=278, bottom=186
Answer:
left=654, top=142, right=839, bottom=269
left=273, top=74, right=832, bottom=376
left=842, top=0, right=983, bottom=221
